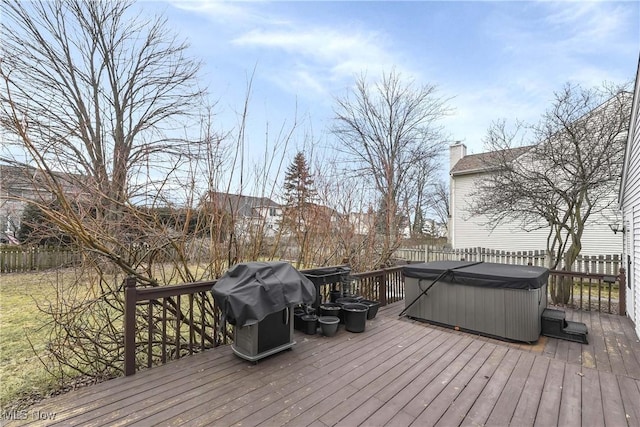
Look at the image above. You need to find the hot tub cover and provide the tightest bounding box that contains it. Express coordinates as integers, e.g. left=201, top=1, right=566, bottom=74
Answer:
left=402, top=261, right=549, bottom=290
left=212, top=261, right=316, bottom=326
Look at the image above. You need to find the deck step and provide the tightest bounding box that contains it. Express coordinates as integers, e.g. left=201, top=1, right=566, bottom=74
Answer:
left=541, top=308, right=589, bottom=344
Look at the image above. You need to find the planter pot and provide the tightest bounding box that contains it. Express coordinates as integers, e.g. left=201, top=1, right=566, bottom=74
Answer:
left=360, top=299, right=381, bottom=320
left=318, top=316, right=340, bottom=337
left=335, top=297, right=362, bottom=305
left=329, top=290, right=342, bottom=303
left=301, top=314, right=318, bottom=335
left=319, top=303, right=342, bottom=317
left=342, top=303, right=368, bottom=333
left=294, top=308, right=305, bottom=331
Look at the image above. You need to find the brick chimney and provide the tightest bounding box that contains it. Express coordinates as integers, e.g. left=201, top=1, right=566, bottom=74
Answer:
left=449, top=142, right=467, bottom=170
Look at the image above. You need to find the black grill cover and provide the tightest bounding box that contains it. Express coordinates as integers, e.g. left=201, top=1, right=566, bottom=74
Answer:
left=212, top=262, right=316, bottom=326
left=403, top=261, right=549, bottom=290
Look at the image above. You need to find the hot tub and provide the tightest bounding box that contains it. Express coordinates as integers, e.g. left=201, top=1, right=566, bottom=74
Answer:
left=403, top=261, right=548, bottom=342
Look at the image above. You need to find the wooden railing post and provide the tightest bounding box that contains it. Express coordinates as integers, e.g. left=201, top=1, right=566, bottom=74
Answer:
left=379, top=269, right=388, bottom=306
left=618, top=267, right=626, bottom=316
left=124, top=277, right=137, bottom=376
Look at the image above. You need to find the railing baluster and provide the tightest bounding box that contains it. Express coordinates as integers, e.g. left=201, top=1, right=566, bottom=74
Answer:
left=176, top=295, right=181, bottom=359
left=200, top=292, right=206, bottom=350
left=147, top=301, right=153, bottom=368
left=579, top=277, right=583, bottom=310
left=124, top=277, right=137, bottom=377
left=189, top=294, right=194, bottom=355
left=162, top=298, right=167, bottom=364
left=598, top=279, right=602, bottom=312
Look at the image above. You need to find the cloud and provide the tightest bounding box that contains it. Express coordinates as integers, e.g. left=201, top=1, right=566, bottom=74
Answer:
left=476, top=1, right=636, bottom=107
left=169, top=1, right=410, bottom=100
left=232, top=25, right=405, bottom=97
left=169, top=0, right=274, bottom=26
left=542, top=2, right=634, bottom=54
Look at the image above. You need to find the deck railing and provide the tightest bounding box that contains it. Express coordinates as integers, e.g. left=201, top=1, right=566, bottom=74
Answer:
left=123, top=278, right=229, bottom=376
left=123, top=265, right=625, bottom=375
left=548, top=269, right=626, bottom=316
left=351, top=266, right=405, bottom=305
left=123, top=265, right=403, bottom=375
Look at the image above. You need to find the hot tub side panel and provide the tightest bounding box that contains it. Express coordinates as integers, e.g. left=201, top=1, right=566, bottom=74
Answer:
left=404, top=277, right=545, bottom=342
left=503, top=284, right=546, bottom=342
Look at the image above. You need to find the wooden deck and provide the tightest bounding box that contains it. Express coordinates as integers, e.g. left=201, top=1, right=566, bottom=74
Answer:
left=6, top=302, right=640, bottom=427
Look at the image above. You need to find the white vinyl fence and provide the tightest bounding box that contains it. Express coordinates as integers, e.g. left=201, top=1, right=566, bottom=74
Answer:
left=394, top=245, right=622, bottom=276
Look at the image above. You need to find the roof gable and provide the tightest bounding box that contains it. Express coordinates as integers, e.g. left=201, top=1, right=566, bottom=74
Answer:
left=207, top=192, right=281, bottom=217
left=450, top=146, right=533, bottom=176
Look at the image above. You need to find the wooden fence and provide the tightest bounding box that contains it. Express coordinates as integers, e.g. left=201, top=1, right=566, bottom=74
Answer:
left=394, top=245, right=622, bottom=275
left=0, top=245, right=80, bottom=273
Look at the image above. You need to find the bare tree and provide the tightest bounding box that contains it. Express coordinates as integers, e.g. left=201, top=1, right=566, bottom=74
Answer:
left=471, top=83, right=631, bottom=303
left=0, top=0, right=218, bottom=383
left=1, top=0, right=204, bottom=243
left=332, top=70, right=449, bottom=265
left=426, top=179, right=450, bottom=234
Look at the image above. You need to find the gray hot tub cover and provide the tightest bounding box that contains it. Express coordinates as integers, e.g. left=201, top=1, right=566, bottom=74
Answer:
left=212, top=261, right=316, bottom=326
left=402, top=261, right=549, bottom=290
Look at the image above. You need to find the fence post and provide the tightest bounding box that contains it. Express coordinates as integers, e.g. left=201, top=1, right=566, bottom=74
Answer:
left=124, top=277, right=138, bottom=376
left=618, top=267, right=626, bottom=316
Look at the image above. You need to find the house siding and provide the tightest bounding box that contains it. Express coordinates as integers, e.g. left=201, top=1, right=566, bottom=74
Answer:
left=621, top=58, right=640, bottom=337
left=451, top=171, right=623, bottom=257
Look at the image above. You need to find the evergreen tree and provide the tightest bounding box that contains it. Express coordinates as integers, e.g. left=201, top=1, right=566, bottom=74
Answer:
left=18, top=202, right=72, bottom=246
left=282, top=152, right=316, bottom=230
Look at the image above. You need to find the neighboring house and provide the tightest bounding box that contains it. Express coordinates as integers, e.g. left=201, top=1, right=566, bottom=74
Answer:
left=345, top=210, right=411, bottom=239
left=423, top=218, right=448, bottom=239
left=449, top=142, right=623, bottom=256
left=619, top=57, right=640, bottom=338
left=303, top=203, right=341, bottom=230
left=206, top=192, right=283, bottom=239
left=347, top=211, right=376, bottom=236
left=0, top=164, right=82, bottom=243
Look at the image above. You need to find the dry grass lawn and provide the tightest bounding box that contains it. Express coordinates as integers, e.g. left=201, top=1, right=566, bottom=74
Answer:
left=0, top=271, right=63, bottom=409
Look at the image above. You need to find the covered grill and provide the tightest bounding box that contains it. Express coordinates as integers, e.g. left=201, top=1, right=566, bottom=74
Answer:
left=212, top=261, right=316, bottom=361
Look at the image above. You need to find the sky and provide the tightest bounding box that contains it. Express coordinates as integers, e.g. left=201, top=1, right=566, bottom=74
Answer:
left=122, top=1, right=640, bottom=186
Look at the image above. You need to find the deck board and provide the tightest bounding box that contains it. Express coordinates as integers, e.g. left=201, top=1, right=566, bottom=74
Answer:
left=485, top=351, right=536, bottom=425
left=510, top=355, right=550, bottom=426
left=459, top=348, right=521, bottom=426
left=533, top=358, right=565, bottom=427
left=8, top=302, right=640, bottom=427
left=434, top=345, right=508, bottom=427
left=599, top=370, right=629, bottom=427
left=617, top=375, right=640, bottom=426
left=411, top=342, right=494, bottom=427
left=580, top=367, right=605, bottom=427
left=557, top=362, right=583, bottom=427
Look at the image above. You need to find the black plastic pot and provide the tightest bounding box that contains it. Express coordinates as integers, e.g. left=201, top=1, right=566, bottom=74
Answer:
left=318, top=316, right=340, bottom=337
left=294, top=308, right=305, bottom=331
left=329, top=290, right=342, bottom=303
left=335, top=297, right=362, bottom=305
left=319, top=303, right=342, bottom=318
left=342, top=303, right=368, bottom=333
left=360, top=299, right=381, bottom=320
left=301, top=314, right=318, bottom=335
